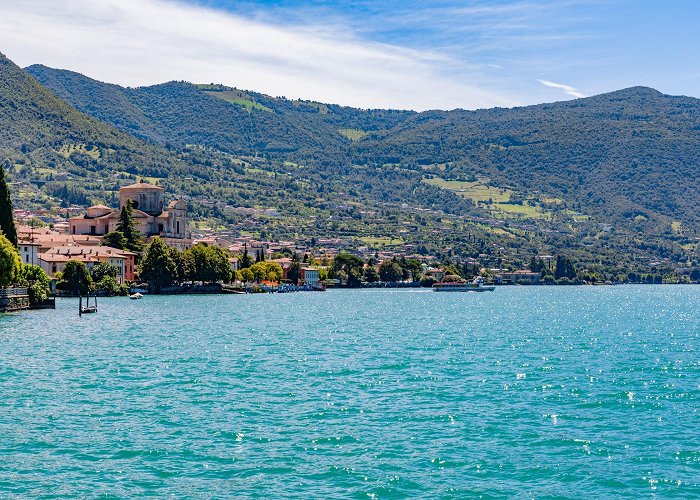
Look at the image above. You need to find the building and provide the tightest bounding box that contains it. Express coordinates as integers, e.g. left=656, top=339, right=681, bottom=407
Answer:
left=37, top=246, right=134, bottom=284
left=425, top=268, right=446, bottom=282
left=301, top=267, right=320, bottom=286
left=16, top=225, right=136, bottom=282
left=69, top=182, right=190, bottom=245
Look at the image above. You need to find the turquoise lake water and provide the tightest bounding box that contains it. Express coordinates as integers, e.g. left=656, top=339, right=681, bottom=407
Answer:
left=1, top=286, right=699, bottom=497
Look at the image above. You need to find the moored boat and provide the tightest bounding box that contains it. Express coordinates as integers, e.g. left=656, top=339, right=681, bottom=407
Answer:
left=433, top=277, right=495, bottom=292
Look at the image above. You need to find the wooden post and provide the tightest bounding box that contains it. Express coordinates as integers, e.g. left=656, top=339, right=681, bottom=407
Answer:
left=79, top=295, right=82, bottom=316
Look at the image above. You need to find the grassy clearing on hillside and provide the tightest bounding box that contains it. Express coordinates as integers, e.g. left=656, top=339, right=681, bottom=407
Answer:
left=359, top=236, right=404, bottom=247
left=338, top=128, right=368, bottom=141
left=203, top=91, right=272, bottom=112
left=492, top=202, right=550, bottom=219
left=423, top=176, right=512, bottom=202
left=245, top=167, right=275, bottom=177
left=57, top=143, right=100, bottom=159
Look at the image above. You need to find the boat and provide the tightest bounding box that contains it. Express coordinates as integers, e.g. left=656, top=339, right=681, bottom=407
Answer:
left=433, top=277, right=496, bottom=292
left=79, top=294, right=98, bottom=315
left=129, top=292, right=143, bottom=300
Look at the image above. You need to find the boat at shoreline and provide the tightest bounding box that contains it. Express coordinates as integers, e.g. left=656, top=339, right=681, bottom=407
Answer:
left=433, top=277, right=496, bottom=292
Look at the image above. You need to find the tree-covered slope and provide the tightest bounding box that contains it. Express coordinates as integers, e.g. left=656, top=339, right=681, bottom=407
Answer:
left=3, top=54, right=484, bottom=259
left=27, top=63, right=700, bottom=236
left=354, top=88, right=700, bottom=231
left=26, top=65, right=413, bottom=158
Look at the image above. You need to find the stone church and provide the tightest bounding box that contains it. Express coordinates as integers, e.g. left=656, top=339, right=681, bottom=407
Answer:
left=69, top=182, right=191, bottom=250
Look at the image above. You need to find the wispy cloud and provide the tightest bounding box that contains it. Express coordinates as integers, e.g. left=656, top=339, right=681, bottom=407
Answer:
left=537, top=79, right=587, bottom=98
left=0, top=0, right=516, bottom=110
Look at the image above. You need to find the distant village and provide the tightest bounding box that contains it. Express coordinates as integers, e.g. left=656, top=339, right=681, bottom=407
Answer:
left=14, top=181, right=546, bottom=291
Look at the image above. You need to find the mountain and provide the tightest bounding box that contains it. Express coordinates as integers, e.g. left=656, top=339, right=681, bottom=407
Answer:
left=0, top=53, right=203, bottom=204
left=26, top=65, right=412, bottom=157
left=3, top=53, right=700, bottom=273
left=26, top=64, right=700, bottom=237
left=1, top=54, right=488, bottom=263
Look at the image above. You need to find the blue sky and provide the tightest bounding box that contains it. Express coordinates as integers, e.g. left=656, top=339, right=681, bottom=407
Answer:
left=1, top=0, right=698, bottom=109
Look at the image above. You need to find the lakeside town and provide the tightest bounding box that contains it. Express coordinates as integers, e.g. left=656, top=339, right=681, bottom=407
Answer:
left=0, top=174, right=687, bottom=313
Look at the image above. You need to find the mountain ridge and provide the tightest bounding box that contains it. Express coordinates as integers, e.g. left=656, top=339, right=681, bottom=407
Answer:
left=2, top=52, right=700, bottom=273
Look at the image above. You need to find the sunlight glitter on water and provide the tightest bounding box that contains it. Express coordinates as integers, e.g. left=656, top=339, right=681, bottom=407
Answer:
left=0, top=286, right=699, bottom=496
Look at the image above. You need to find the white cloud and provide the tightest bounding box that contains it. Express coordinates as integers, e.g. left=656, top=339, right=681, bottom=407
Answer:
left=537, top=79, right=587, bottom=98
left=0, top=0, right=516, bottom=110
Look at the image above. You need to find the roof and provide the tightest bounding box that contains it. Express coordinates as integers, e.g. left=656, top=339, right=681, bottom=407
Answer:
left=87, top=204, right=111, bottom=210
left=43, top=245, right=129, bottom=260
left=131, top=209, right=151, bottom=218
left=121, top=182, right=164, bottom=191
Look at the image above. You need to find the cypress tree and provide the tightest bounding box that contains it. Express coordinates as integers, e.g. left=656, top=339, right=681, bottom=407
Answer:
left=116, top=199, right=142, bottom=252
left=240, top=244, right=253, bottom=269
left=0, top=164, right=17, bottom=247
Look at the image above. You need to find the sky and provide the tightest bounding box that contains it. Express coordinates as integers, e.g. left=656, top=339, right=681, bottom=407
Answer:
left=0, top=0, right=698, bottom=110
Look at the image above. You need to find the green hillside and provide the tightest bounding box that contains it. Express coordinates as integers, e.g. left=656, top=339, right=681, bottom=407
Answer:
left=2, top=55, right=699, bottom=273
left=26, top=64, right=700, bottom=237
left=1, top=54, right=509, bottom=267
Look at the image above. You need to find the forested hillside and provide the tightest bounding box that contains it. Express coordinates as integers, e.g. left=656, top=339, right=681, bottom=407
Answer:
left=27, top=64, right=700, bottom=236
left=2, top=53, right=488, bottom=262
left=2, top=53, right=699, bottom=273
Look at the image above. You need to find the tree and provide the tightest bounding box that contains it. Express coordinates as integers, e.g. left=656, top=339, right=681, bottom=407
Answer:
left=183, top=244, right=230, bottom=283
left=363, top=266, right=379, bottom=283
left=116, top=200, right=142, bottom=252
left=91, top=262, right=118, bottom=282
left=139, top=237, right=177, bottom=292
left=287, top=262, right=302, bottom=283
left=169, top=247, right=186, bottom=284
left=554, top=255, right=577, bottom=280
left=402, top=258, right=423, bottom=282
left=379, top=260, right=403, bottom=282
left=206, top=245, right=232, bottom=283
left=332, top=253, right=364, bottom=287
left=61, top=260, right=92, bottom=295
left=420, top=275, right=437, bottom=288
left=0, top=165, right=17, bottom=247
left=443, top=274, right=466, bottom=283
left=250, top=261, right=282, bottom=282
left=240, top=244, right=254, bottom=269
left=240, top=268, right=254, bottom=283
left=90, top=262, right=119, bottom=295
left=443, top=264, right=462, bottom=277
left=528, top=256, right=547, bottom=274
left=20, top=264, right=51, bottom=304
left=103, top=231, right=127, bottom=250
left=0, top=233, right=21, bottom=286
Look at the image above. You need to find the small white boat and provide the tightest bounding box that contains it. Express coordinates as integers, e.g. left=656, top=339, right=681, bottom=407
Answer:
left=129, top=292, right=144, bottom=300
left=433, top=277, right=496, bottom=292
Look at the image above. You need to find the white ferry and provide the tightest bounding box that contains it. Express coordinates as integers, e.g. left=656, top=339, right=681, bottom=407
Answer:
left=433, top=277, right=496, bottom=292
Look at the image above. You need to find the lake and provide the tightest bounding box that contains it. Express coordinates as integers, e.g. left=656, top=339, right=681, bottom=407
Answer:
left=1, top=287, right=699, bottom=497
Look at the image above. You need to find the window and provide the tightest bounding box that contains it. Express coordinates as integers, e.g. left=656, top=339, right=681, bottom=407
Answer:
left=90, top=226, right=96, bottom=234
left=158, top=223, right=164, bottom=233
left=176, top=221, right=180, bottom=234
left=25, top=255, right=28, bottom=263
